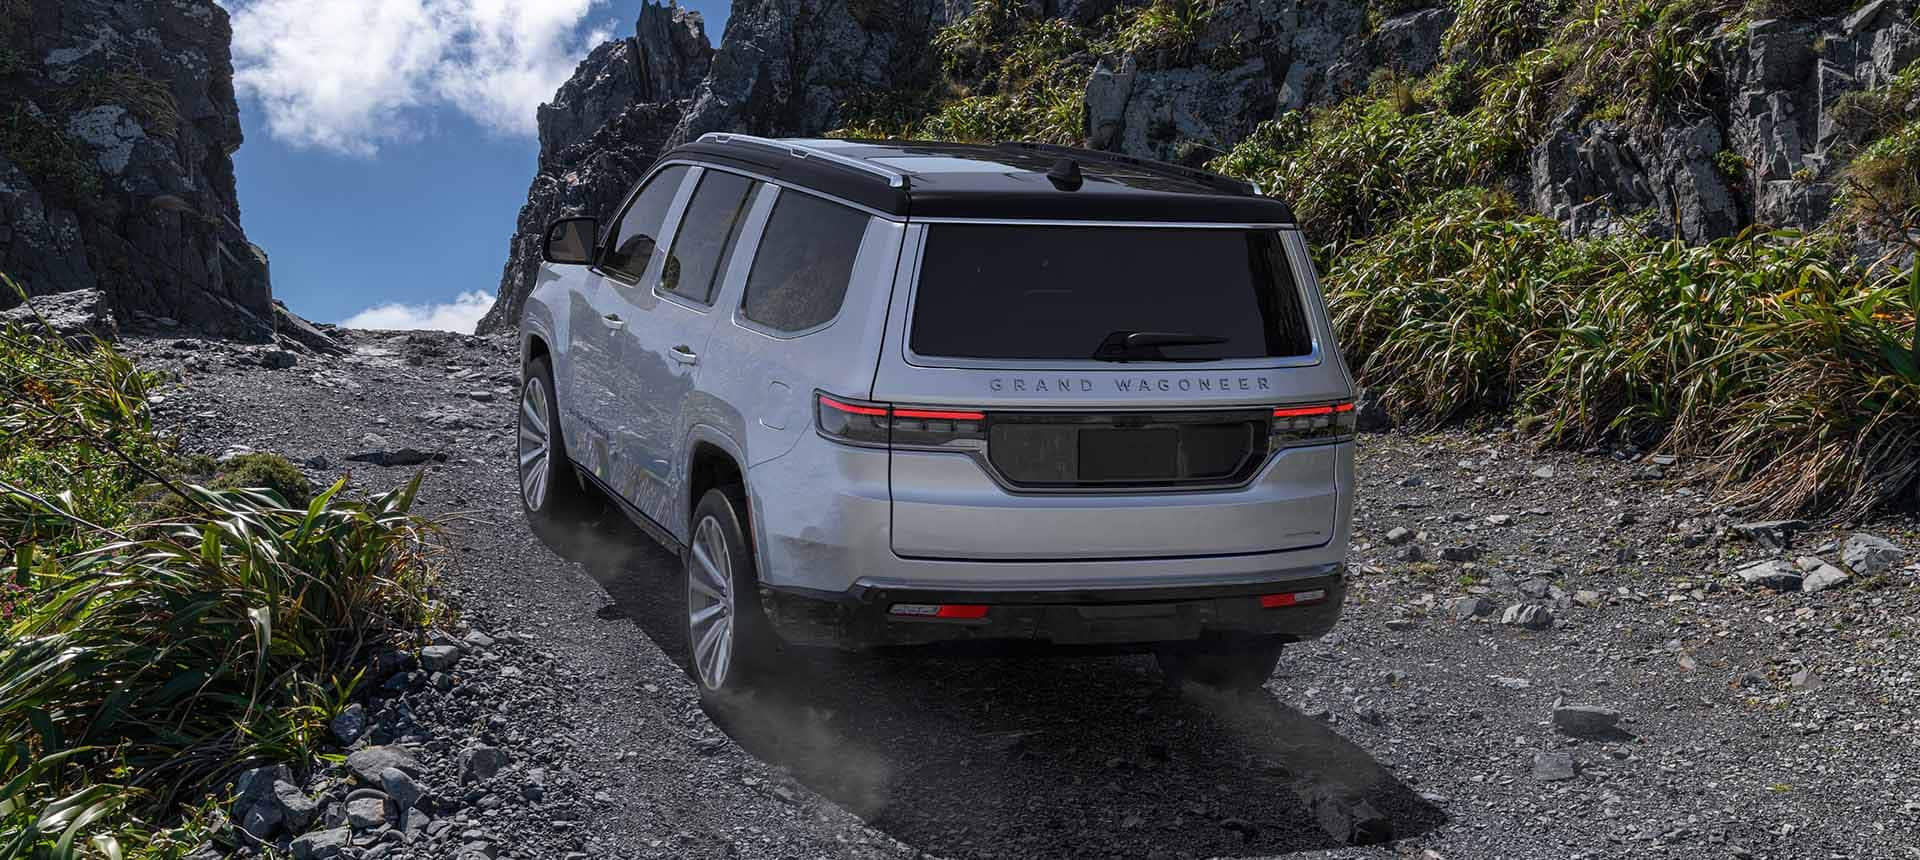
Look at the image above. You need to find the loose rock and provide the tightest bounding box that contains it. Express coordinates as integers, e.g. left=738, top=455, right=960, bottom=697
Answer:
left=1501, top=604, right=1554, bottom=630
left=1841, top=533, right=1903, bottom=576
left=1552, top=704, right=1622, bottom=737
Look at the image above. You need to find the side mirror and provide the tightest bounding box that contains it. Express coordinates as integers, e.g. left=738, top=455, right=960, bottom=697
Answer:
left=543, top=217, right=598, bottom=265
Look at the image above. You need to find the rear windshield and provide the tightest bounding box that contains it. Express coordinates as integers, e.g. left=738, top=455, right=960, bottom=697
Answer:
left=909, top=225, right=1314, bottom=361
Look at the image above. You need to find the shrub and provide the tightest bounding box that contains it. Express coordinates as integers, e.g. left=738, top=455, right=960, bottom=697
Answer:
left=1324, top=193, right=1920, bottom=515
left=1097, top=0, right=1221, bottom=68
left=0, top=275, right=440, bottom=855
left=210, top=453, right=311, bottom=509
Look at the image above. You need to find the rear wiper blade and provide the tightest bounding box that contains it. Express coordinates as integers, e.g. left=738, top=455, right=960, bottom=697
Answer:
left=1092, top=330, right=1230, bottom=362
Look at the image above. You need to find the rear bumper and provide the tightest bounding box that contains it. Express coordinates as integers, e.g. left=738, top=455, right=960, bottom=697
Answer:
left=759, top=563, right=1346, bottom=651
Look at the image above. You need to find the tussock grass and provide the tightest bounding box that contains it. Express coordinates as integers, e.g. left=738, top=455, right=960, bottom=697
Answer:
left=0, top=277, right=440, bottom=856
left=1325, top=191, right=1920, bottom=515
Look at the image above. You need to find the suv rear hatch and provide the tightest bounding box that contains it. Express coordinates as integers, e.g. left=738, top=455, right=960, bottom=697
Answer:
left=865, top=223, right=1352, bottom=561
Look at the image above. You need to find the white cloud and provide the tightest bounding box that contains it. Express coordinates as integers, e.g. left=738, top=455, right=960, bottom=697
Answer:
left=342, top=291, right=496, bottom=333
left=228, top=0, right=610, bottom=155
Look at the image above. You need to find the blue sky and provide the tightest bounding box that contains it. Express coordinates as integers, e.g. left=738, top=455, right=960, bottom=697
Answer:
left=224, top=0, right=731, bottom=330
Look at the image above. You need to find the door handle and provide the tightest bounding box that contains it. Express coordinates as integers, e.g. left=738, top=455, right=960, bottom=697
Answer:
left=670, top=345, right=698, bottom=366
left=602, top=313, right=625, bottom=329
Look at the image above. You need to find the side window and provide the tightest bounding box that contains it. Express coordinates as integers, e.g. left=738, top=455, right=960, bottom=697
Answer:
left=601, top=165, right=690, bottom=282
left=660, top=170, right=757, bottom=305
left=740, top=191, right=869, bottom=333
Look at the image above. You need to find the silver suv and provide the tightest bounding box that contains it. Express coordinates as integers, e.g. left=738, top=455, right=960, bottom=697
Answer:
left=517, top=135, right=1356, bottom=694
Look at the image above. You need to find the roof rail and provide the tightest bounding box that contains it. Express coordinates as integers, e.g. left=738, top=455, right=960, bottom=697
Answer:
left=698, top=133, right=909, bottom=189
left=994, top=142, right=1256, bottom=197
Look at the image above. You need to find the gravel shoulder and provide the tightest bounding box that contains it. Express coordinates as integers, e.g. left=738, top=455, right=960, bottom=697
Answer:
left=130, top=330, right=1920, bottom=859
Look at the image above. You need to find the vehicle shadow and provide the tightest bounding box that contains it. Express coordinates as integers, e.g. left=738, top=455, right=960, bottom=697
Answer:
left=537, top=510, right=1447, bottom=858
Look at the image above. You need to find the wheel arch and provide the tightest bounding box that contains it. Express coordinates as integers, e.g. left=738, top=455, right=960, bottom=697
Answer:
left=683, top=427, right=761, bottom=559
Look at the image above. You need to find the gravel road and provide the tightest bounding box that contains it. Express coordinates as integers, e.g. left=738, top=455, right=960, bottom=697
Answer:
left=128, top=330, right=1920, bottom=859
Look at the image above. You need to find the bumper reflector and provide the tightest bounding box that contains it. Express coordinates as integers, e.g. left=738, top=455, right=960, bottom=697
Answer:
left=890, top=603, right=991, bottom=619
left=1260, top=589, right=1327, bottom=609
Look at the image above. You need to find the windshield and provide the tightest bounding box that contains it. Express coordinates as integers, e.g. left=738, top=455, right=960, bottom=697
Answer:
left=908, top=225, right=1315, bottom=361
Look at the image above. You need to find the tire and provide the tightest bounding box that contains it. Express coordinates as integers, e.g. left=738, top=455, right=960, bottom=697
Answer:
left=683, top=486, right=777, bottom=695
left=517, top=356, right=593, bottom=533
left=1156, top=641, right=1285, bottom=692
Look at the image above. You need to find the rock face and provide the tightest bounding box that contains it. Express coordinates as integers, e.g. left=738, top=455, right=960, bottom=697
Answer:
left=479, top=2, right=715, bottom=335
left=1533, top=1, right=1920, bottom=241
left=0, top=0, right=275, bottom=339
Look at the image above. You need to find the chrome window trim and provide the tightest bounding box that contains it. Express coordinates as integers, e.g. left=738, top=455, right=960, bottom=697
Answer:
left=895, top=222, right=1325, bottom=372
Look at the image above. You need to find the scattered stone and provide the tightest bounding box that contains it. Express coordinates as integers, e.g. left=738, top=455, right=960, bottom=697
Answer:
left=1572, top=589, right=1604, bottom=608
left=346, top=746, right=423, bottom=784
left=1517, top=578, right=1553, bottom=599
left=346, top=796, right=388, bottom=830
left=1485, top=514, right=1514, bottom=526
left=1789, top=667, right=1820, bottom=690
left=419, top=644, right=464, bottom=672
left=1384, top=526, right=1414, bottom=546
left=1398, top=544, right=1426, bottom=562
left=1439, top=545, right=1481, bottom=562
left=261, top=350, right=299, bottom=370
left=1801, top=561, right=1850, bottom=593
left=463, top=630, right=496, bottom=649
left=1732, top=559, right=1802, bottom=592
left=468, top=390, right=495, bottom=402
left=1398, top=475, right=1425, bottom=488
left=380, top=766, right=425, bottom=812
left=1533, top=751, right=1577, bottom=781
left=292, top=827, right=350, bottom=860
left=1532, top=465, right=1556, bottom=479
left=330, top=702, right=368, bottom=745
left=1841, top=533, right=1903, bottom=576
left=1447, top=596, right=1495, bottom=620
left=459, top=745, right=511, bottom=784
left=273, top=781, right=321, bottom=832
left=1730, top=520, right=1809, bottom=550
left=1501, top=603, right=1554, bottom=630
left=1553, top=704, right=1623, bottom=737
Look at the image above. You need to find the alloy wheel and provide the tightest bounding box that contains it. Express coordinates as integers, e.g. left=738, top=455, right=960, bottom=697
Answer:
left=687, top=515, right=736, bottom=689
left=518, top=376, right=552, bottom=511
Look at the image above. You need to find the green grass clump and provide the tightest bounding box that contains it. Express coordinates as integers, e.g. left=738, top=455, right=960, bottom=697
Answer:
left=1325, top=191, right=1920, bottom=515
left=55, top=71, right=180, bottom=138
left=837, top=0, right=1095, bottom=144
left=0, top=276, right=440, bottom=856
left=0, top=108, right=102, bottom=205
left=208, top=453, right=311, bottom=509
left=1096, top=0, right=1224, bottom=68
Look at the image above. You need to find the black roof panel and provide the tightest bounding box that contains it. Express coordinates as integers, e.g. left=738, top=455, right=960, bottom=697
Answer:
left=661, top=137, right=1297, bottom=224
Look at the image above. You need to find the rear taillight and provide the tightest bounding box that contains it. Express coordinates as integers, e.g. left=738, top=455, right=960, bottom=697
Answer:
left=1269, top=401, right=1355, bottom=449
left=816, top=392, right=988, bottom=450
left=1260, top=589, right=1328, bottom=608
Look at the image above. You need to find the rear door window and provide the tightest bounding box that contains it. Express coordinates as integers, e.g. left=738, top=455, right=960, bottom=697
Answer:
left=600, top=165, right=690, bottom=282
left=739, top=191, right=869, bottom=334
left=661, top=170, right=757, bottom=305
left=909, top=225, right=1314, bottom=361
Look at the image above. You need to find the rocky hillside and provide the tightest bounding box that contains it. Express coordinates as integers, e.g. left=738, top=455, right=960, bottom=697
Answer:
left=487, top=0, right=1919, bottom=321
left=0, top=0, right=277, bottom=339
